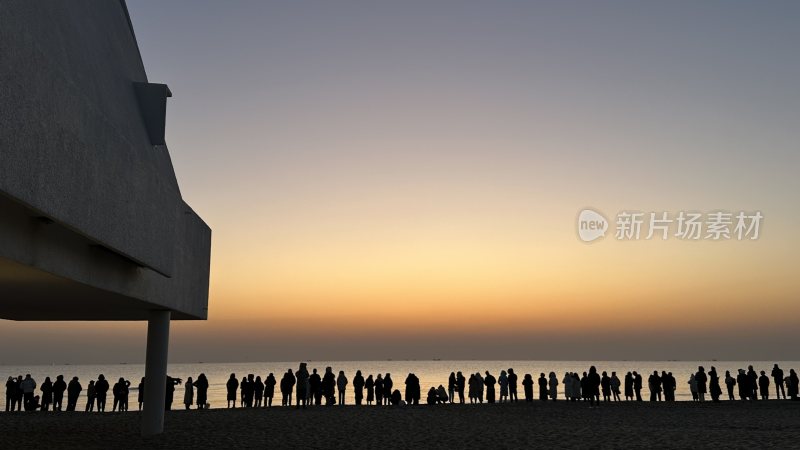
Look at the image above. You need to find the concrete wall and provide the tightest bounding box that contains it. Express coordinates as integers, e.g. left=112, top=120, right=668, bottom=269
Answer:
left=0, top=1, right=211, bottom=320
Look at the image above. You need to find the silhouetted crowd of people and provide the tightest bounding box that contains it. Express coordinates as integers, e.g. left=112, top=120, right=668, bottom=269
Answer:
left=4, top=363, right=799, bottom=412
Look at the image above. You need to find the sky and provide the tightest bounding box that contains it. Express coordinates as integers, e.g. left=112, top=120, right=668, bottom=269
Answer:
left=2, top=0, right=799, bottom=364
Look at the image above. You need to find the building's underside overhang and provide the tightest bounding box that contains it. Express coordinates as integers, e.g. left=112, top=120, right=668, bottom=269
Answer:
left=0, top=257, right=195, bottom=320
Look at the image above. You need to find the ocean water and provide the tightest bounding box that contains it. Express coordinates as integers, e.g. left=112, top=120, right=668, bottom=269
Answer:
left=1, top=360, right=795, bottom=409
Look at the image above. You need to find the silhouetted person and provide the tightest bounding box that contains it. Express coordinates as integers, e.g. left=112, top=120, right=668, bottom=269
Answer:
left=448, top=372, right=457, bottom=403
left=84, top=380, right=95, bottom=412
left=522, top=374, right=533, bottom=402
left=475, top=372, right=484, bottom=403
left=788, top=369, right=798, bottom=400
left=41, top=377, right=53, bottom=411
left=772, top=364, right=785, bottom=399
left=253, top=375, right=264, bottom=408
left=296, top=363, right=309, bottom=408
left=599, top=372, right=610, bottom=402
left=725, top=370, right=736, bottom=400
left=374, top=374, right=384, bottom=405
left=507, top=369, right=518, bottom=402
left=265, top=373, right=276, bottom=407
left=695, top=366, right=707, bottom=402
left=484, top=371, right=497, bottom=403
left=708, top=367, right=721, bottom=402
left=759, top=371, right=770, bottom=400
left=747, top=366, right=758, bottom=400
left=648, top=371, right=661, bottom=402
left=113, top=377, right=128, bottom=411
left=138, top=377, right=145, bottom=411
left=610, top=372, right=621, bottom=401
left=633, top=371, right=643, bottom=401
left=196, top=374, right=209, bottom=409
left=391, top=389, right=402, bottom=405
left=184, top=377, right=194, bottom=410
left=688, top=374, right=698, bottom=401
left=5, top=376, right=15, bottom=411
left=737, top=369, right=749, bottom=400
left=226, top=373, right=239, bottom=408
left=353, top=370, right=365, bottom=405
left=309, top=369, right=321, bottom=405
left=121, top=378, right=131, bottom=410
left=405, top=373, right=420, bottom=405
left=244, top=374, right=255, bottom=407
left=365, top=374, right=375, bottom=405
left=322, top=367, right=335, bottom=405
left=624, top=372, right=634, bottom=400
left=663, top=372, right=675, bottom=402
left=165, top=376, right=181, bottom=410
left=383, top=374, right=393, bottom=406
left=587, top=367, right=601, bottom=406
left=498, top=370, right=509, bottom=402
left=337, top=370, right=348, bottom=406
left=20, top=374, right=36, bottom=411
left=456, top=371, right=466, bottom=403
left=66, top=377, right=81, bottom=411
left=52, top=376, right=66, bottom=411
left=94, top=375, right=108, bottom=412
left=13, top=375, right=22, bottom=411
left=580, top=372, right=588, bottom=402
left=426, top=387, right=437, bottom=405
left=436, top=385, right=448, bottom=403
left=281, top=369, right=296, bottom=406
left=537, top=373, right=548, bottom=401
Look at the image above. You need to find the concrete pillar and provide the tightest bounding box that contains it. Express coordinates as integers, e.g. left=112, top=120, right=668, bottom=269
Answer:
left=142, top=310, right=170, bottom=436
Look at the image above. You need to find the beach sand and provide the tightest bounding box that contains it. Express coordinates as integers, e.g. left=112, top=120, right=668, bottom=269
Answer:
left=1, top=401, right=798, bottom=449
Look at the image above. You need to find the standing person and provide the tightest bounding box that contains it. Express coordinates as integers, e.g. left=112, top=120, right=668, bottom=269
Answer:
left=737, top=369, right=749, bottom=400
left=337, top=370, right=348, bottom=406
left=296, top=364, right=310, bottom=408
left=66, top=377, right=82, bottom=411
left=448, top=372, right=457, bottom=404
left=633, top=371, right=643, bottom=401
left=747, top=366, right=759, bottom=400
left=648, top=371, right=661, bottom=402
left=95, top=375, right=109, bottom=412
left=708, top=367, right=721, bottom=402
left=53, top=375, right=67, bottom=411
left=253, top=376, right=264, bottom=408
left=20, top=374, right=36, bottom=411
left=759, top=371, right=770, bottom=400
left=137, top=378, right=145, bottom=411
left=484, top=371, right=497, bottom=403
left=165, top=376, right=181, bottom=410
left=507, top=369, right=518, bottom=402
left=476, top=372, right=485, bottom=403
left=112, top=378, right=124, bottom=411
left=13, top=376, right=23, bottom=411
left=610, top=372, right=621, bottom=401
left=788, top=369, right=798, bottom=400
left=226, top=373, right=239, bottom=408
left=383, top=374, right=393, bottom=406
left=696, top=367, right=708, bottom=402
left=85, top=380, right=96, bottom=412
left=498, top=371, right=509, bottom=403
left=563, top=372, right=573, bottom=400
left=662, top=372, right=674, bottom=401
left=404, top=373, right=419, bottom=405
left=365, top=374, right=375, bottom=405
left=240, top=377, right=248, bottom=407
left=624, top=372, right=634, bottom=401
left=184, top=376, right=194, bottom=410
left=41, top=377, right=53, bottom=411
left=244, top=374, right=256, bottom=408
left=264, top=373, right=276, bottom=407
left=772, top=364, right=785, bottom=400
left=522, top=374, right=534, bottom=402
left=457, top=371, right=466, bottom=403
left=322, top=367, right=335, bottom=405
left=549, top=372, right=559, bottom=401
left=308, top=369, right=321, bottom=406
left=587, top=367, right=601, bottom=406
left=725, top=370, right=736, bottom=401
left=688, top=374, right=698, bottom=401
left=195, top=374, right=209, bottom=409
left=600, top=372, right=611, bottom=402
left=353, top=370, right=365, bottom=405
left=374, top=374, right=384, bottom=405
left=5, top=376, right=16, bottom=411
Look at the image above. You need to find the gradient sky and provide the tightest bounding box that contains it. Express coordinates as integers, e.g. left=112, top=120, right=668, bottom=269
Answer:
left=2, top=0, right=799, bottom=364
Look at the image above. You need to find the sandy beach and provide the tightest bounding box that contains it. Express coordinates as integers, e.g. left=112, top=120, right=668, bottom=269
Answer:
left=1, top=401, right=798, bottom=449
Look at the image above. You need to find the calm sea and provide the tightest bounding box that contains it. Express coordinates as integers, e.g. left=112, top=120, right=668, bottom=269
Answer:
left=1, top=361, right=795, bottom=409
